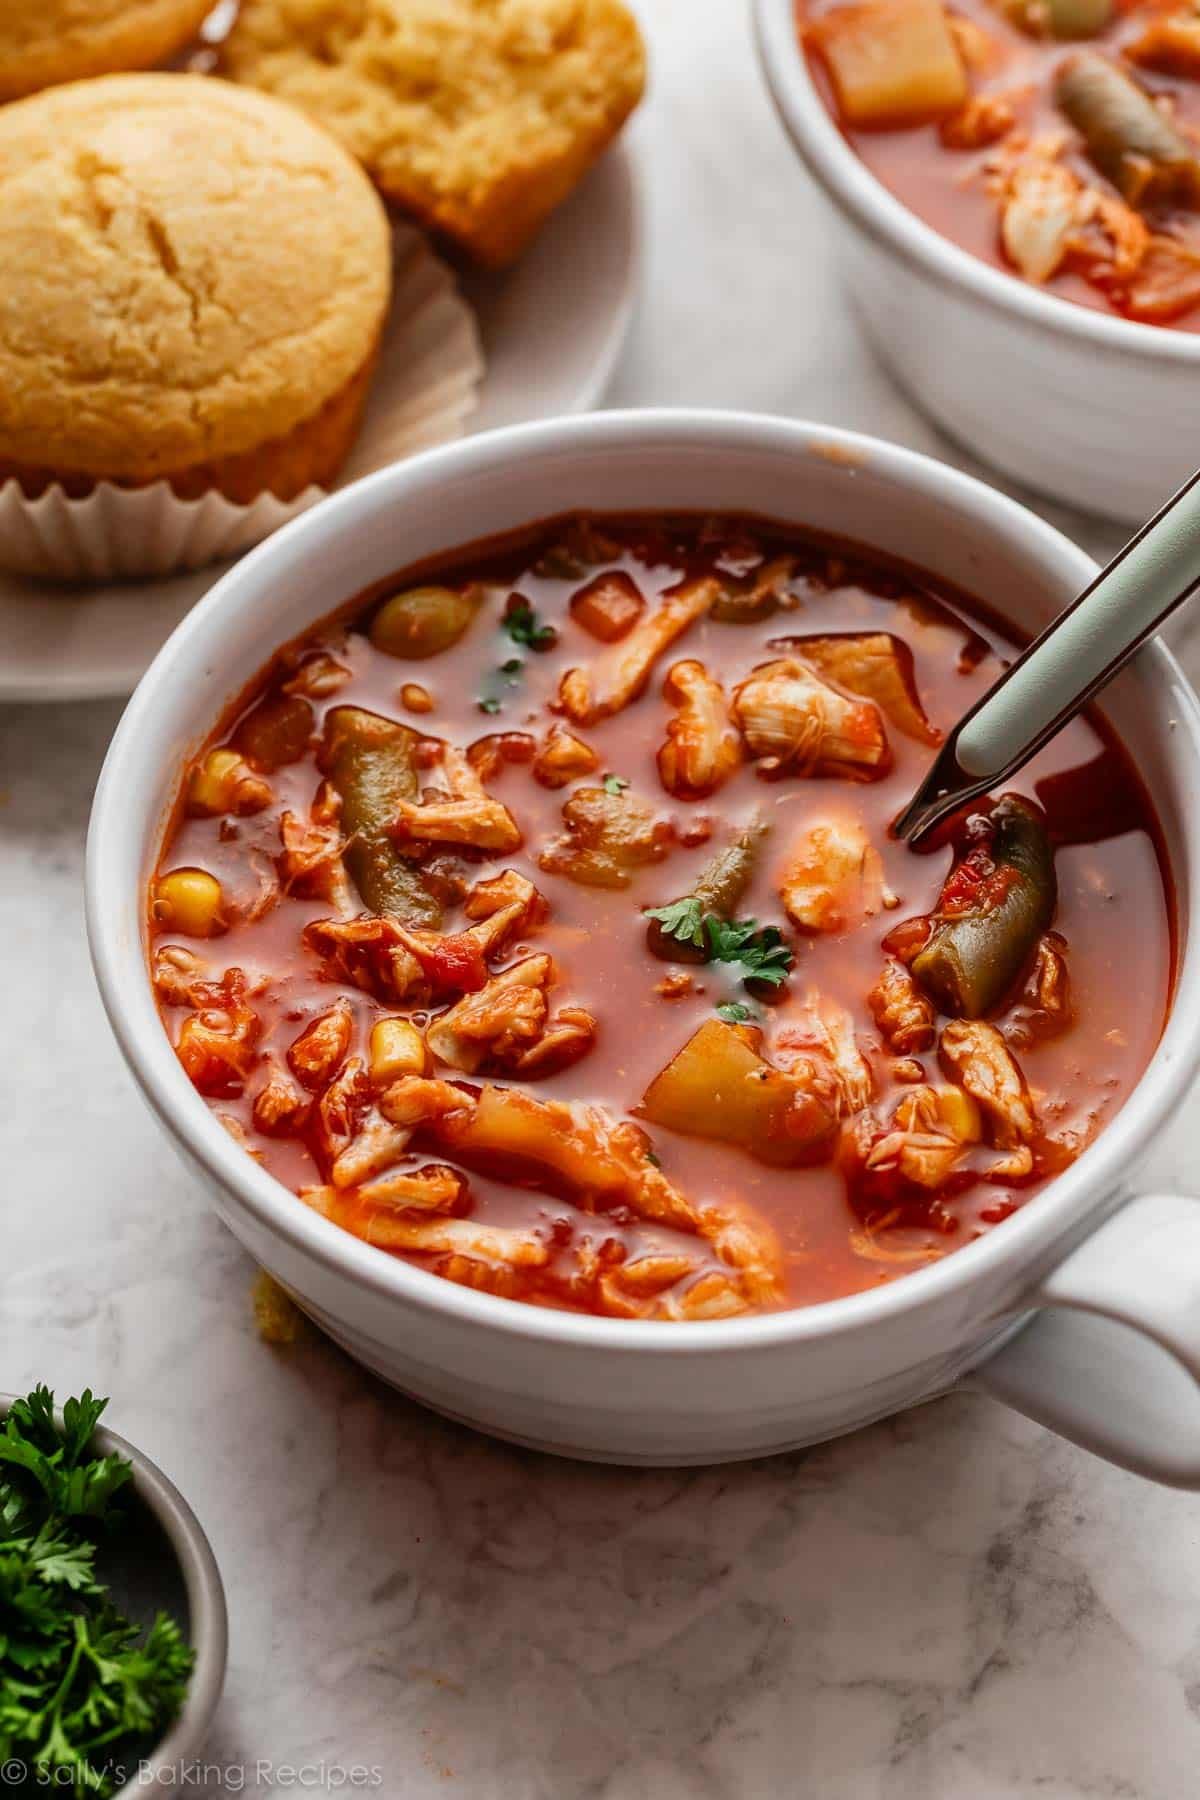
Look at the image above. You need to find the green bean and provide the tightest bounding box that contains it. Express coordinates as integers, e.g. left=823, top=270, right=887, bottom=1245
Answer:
left=1004, top=0, right=1111, bottom=39
left=321, top=707, right=442, bottom=927
left=368, top=586, right=480, bottom=661
left=646, top=820, right=768, bottom=961
left=911, top=795, right=1056, bottom=1018
left=1056, top=52, right=1200, bottom=206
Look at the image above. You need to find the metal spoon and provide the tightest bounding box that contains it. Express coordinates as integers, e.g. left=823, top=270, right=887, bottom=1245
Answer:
left=894, top=466, right=1200, bottom=846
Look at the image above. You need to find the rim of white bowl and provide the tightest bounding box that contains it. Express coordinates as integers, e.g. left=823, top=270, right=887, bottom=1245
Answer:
left=753, top=0, right=1200, bottom=367
left=0, top=1394, right=227, bottom=1786
left=86, top=409, right=1200, bottom=1357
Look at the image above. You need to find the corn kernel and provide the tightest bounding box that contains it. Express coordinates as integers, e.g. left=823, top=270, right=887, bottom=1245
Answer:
left=154, top=868, right=226, bottom=938
left=937, top=1085, right=982, bottom=1143
left=187, top=747, right=271, bottom=817
left=369, top=1017, right=429, bottom=1083
left=400, top=682, right=435, bottom=714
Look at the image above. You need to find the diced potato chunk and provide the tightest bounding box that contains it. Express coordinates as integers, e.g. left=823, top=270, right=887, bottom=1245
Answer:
left=369, top=1018, right=430, bottom=1084
left=812, top=0, right=968, bottom=128
left=640, top=1020, right=838, bottom=1167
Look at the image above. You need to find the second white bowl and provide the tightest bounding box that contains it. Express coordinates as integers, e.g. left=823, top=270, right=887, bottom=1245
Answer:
left=753, top=0, right=1200, bottom=524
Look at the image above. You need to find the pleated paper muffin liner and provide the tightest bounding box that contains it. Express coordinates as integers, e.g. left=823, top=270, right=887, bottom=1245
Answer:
left=0, top=224, right=484, bottom=584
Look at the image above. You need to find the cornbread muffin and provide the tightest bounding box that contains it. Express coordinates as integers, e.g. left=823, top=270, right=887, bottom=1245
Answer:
left=0, top=75, right=392, bottom=503
left=222, top=0, right=645, bottom=267
left=0, top=1, right=216, bottom=104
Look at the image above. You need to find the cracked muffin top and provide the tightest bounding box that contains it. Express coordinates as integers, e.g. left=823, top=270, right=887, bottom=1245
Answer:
left=0, top=0, right=215, bottom=103
left=0, top=73, right=392, bottom=487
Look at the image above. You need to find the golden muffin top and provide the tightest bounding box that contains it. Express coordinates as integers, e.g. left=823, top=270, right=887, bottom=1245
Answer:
left=222, top=0, right=646, bottom=264
left=0, top=74, right=392, bottom=483
left=0, top=0, right=216, bottom=102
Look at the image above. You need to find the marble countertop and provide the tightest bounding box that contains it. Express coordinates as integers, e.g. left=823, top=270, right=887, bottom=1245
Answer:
left=4, top=3, right=1200, bottom=1795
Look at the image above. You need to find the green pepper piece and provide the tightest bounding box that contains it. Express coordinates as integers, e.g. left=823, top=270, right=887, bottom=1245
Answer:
left=911, top=795, right=1056, bottom=1018
left=368, top=586, right=481, bottom=661
left=646, top=820, right=768, bottom=961
left=1056, top=52, right=1200, bottom=206
left=321, top=706, right=442, bottom=927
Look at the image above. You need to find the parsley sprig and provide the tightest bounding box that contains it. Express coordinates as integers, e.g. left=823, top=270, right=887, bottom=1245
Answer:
left=645, top=901, right=794, bottom=993
left=503, top=599, right=556, bottom=651
left=0, top=1387, right=194, bottom=1799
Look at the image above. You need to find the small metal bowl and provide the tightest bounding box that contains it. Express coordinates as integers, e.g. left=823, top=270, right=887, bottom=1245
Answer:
left=0, top=1395, right=228, bottom=1794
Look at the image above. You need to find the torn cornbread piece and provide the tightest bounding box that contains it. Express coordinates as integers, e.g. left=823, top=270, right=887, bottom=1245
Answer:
left=221, top=0, right=646, bottom=267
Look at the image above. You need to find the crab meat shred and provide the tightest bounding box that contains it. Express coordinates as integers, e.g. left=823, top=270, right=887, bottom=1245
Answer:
left=779, top=817, right=891, bottom=934
left=251, top=1060, right=310, bottom=1135
left=356, top=1164, right=466, bottom=1211
left=999, top=150, right=1081, bottom=284
left=279, top=785, right=354, bottom=912
left=392, top=743, right=522, bottom=852
left=777, top=633, right=940, bottom=745
left=778, top=993, right=873, bottom=1118
left=869, top=957, right=937, bottom=1054
left=731, top=657, right=890, bottom=779
left=287, top=1002, right=353, bottom=1089
left=940, top=92, right=1016, bottom=150
left=532, top=726, right=600, bottom=789
left=861, top=1083, right=981, bottom=1190
left=539, top=785, right=674, bottom=889
left=556, top=576, right=719, bottom=724
left=425, top=954, right=596, bottom=1077
left=657, top=659, right=742, bottom=799
left=939, top=1020, right=1037, bottom=1178
left=170, top=967, right=262, bottom=1098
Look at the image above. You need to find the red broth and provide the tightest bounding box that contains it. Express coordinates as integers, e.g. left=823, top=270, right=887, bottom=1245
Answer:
left=149, top=515, right=1171, bottom=1319
left=800, top=0, right=1200, bottom=328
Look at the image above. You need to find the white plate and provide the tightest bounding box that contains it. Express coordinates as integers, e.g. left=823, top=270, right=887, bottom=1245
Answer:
left=0, top=142, right=641, bottom=703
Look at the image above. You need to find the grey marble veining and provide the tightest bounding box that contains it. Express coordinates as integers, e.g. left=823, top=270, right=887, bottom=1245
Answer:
left=4, top=2, right=1200, bottom=1795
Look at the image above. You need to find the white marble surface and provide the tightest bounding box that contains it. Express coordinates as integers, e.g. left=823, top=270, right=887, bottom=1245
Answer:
left=4, top=2, right=1200, bottom=1794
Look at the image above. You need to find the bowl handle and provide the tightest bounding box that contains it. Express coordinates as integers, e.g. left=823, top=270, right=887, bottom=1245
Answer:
left=966, top=1193, right=1200, bottom=1487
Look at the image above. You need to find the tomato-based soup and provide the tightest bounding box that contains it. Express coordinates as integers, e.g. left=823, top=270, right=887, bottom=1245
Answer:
left=800, top=0, right=1200, bottom=327
left=149, top=515, right=1171, bottom=1320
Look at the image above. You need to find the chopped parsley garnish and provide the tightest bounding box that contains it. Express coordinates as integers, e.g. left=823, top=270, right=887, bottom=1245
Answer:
left=603, top=773, right=630, bottom=795
left=0, top=1386, right=195, bottom=1799
left=645, top=895, right=705, bottom=950
left=644, top=901, right=794, bottom=993
left=478, top=695, right=503, bottom=715
left=500, top=657, right=524, bottom=677
left=644, top=1149, right=662, bottom=1168
left=716, top=1000, right=757, bottom=1024
left=704, top=916, right=793, bottom=991
left=503, top=599, right=556, bottom=651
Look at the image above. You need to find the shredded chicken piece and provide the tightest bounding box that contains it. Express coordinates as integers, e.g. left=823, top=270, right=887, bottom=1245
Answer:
left=863, top=1085, right=977, bottom=1191
left=1000, top=150, right=1082, bottom=284
left=174, top=968, right=261, bottom=1098
left=1075, top=190, right=1149, bottom=283
left=556, top=576, right=719, bottom=724
left=777, top=632, right=941, bottom=747
left=357, top=1163, right=466, bottom=1212
left=939, top=1020, right=1036, bottom=1178
left=152, top=944, right=207, bottom=1006
left=279, top=785, right=354, bottom=912
left=378, top=1075, right=473, bottom=1130
left=657, top=659, right=742, bottom=799
left=330, top=1108, right=416, bottom=1189
left=539, top=785, right=674, bottom=889
left=393, top=743, right=522, bottom=852
left=940, top=92, right=1016, bottom=151
left=779, top=817, right=890, bottom=933
left=532, top=726, right=599, bottom=789
left=363, top=1213, right=552, bottom=1266
left=663, top=1269, right=756, bottom=1321
left=1007, top=933, right=1072, bottom=1046
left=731, top=657, right=890, bottom=780
left=1108, top=233, right=1200, bottom=323
left=426, top=954, right=595, bottom=1077
left=252, top=1061, right=310, bottom=1136
left=778, top=994, right=873, bottom=1117
left=313, top=1056, right=371, bottom=1166
left=287, top=1002, right=353, bottom=1090
left=869, top=958, right=937, bottom=1054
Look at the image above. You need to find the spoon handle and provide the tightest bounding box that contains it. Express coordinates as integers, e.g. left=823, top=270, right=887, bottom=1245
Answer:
left=895, top=465, right=1200, bottom=843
